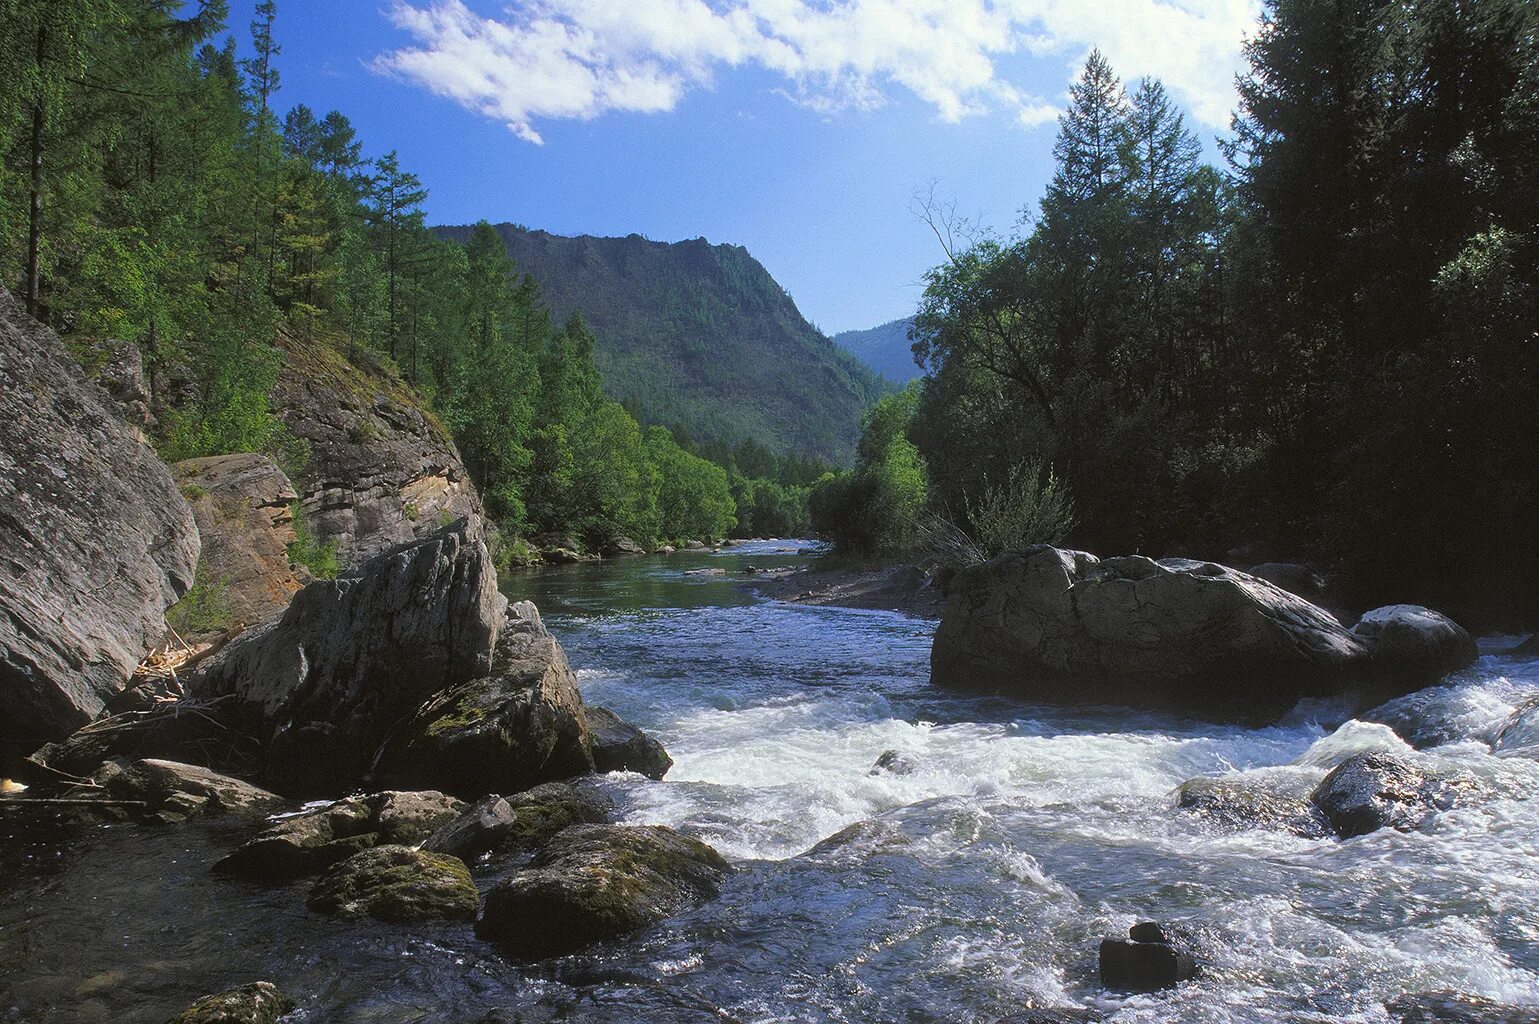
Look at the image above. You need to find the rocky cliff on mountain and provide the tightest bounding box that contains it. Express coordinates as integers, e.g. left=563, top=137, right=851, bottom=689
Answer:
left=931, top=547, right=1476, bottom=720
left=273, top=332, right=482, bottom=567
left=0, top=286, right=200, bottom=752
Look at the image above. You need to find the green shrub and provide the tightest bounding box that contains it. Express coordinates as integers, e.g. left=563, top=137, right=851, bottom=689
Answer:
left=924, top=461, right=1077, bottom=567
left=286, top=502, right=340, bottom=579
left=166, top=569, right=232, bottom=635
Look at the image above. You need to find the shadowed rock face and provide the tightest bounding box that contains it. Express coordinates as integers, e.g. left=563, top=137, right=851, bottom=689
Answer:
left=187, top=518, right=505, bottom=792
left=172, top=453, right=303, bottom=632
left=931, top=547, right=1475, bottom=721
left=0, top=286, right=199, bottom=751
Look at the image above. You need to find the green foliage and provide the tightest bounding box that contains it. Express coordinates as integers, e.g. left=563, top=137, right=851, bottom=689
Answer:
left=286, top=502, right=339, bottom=580
left=924, top=462, right=1077, bottom=568
left=810, top=386, right=928, bottom=554
left=165, top=567, right=232, bottom=636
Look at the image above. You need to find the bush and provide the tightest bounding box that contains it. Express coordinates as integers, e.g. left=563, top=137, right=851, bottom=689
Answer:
left=286, top=502, right=340, bottom=579
left=923, top=461, right=1076, bottom=568
left=166, top=568, right=232, bottom=636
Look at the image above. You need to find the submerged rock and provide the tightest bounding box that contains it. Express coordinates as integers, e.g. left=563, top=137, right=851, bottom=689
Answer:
left=165, top=981, right=292, bottom=1024
left=1175, top=776, right=1329, bottom=838
left=1387, top=992, right=1539, bottom=1023
left=1309, top=753, right=1431, bottom=837
left=215, top=790, right=464, bottom=880
left=0, top=286, right=200, bottom=751
left=586, top=705, right=673, bottom=780
left=996, top=1012, right=1104, bottom=1024
left=423, top=783, right=610, bottom=862
left=378, top=602, right=592, bottom=798
left=869, top=749, right=920, bottom=777
left=307, top=844, right=478, bottom=922
left=91, top=758, right=282, bottom=824
left=187, top=518, right=505, bottom=792
left=1493, top=701, right=1539, bottom=756
left=171, top=454, right=303, bottom=633
left=930, top=547, right=1474, bottom=720
left=1098, top=922, right=1198, bottom=992
left=476, top=824, right=729, bottom=956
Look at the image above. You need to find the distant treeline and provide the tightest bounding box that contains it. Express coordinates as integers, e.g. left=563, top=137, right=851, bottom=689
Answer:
left=815, top=0, right=1539, bottom=622
left=0, top=1, right=817, bottom=549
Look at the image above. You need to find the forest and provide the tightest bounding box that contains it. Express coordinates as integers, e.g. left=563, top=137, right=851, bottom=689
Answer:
left=815, top=0, right=1539, bottom=625
left=0, top=0, right=818, bottom=554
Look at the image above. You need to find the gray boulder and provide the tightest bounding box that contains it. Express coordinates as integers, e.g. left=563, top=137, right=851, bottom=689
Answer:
left=1350, top=605, right=1478, bottom=684
left=165, top=981, right=293, bottom=1024
left=602, top=536, right=646, bottom=557
left=90, top=757, right=282, bottom=824
left=171, top=454, right=304, bottom=633
left=586, top=705, right=673, bottom=780
left=476, top=824, right=729, bottom=956
left=1309, top=753, right=1433, bottom=837
left=377, top=602, right=593, bottom=798
left=187, top=518, right=504, bottom=792
left=931, top=547, right=1367, bottom=719
left=0, top=286, right=199, bottom=751
left=1246, top=562, right=1326, bottom=600
left=307, top=844, right=478, bottom=922
left=423, top=783, right=610, bottom=862
left=1175, top=776, right=1330, bottom=838
left=215, top=789, right=464, bottom=880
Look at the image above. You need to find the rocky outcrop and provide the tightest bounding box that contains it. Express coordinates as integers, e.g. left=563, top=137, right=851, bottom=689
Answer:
left=172, top=454, right=303, bottom=633
left=306, top=845, right=478, bottom=922
left=931, top=547, right=1476, bottom=720
left=423, top=783, right=610, bottom=862
left=377, top=602, right=592, bottom=797
left=273, top=332, right=481, bottom=566
left=165, top=982, right=293, bottom=1024
left=79, top=338, right=152, bottom=431
left=90, top=758, right=282, bottom=823
left=1175, top=776, right=1329, bottom=838
left=476, top=824, right=729, bottom=956
left=586, top=705, right=673, bottom=780
left=0, top=287, right=200, bottom=751
left=186, top=518, right=504, bottom=791
left=215, top=789, right=464, bottom=880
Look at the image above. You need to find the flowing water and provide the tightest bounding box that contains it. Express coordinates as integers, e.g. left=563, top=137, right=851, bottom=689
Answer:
left=4, top=541, right=1539, bottom=1023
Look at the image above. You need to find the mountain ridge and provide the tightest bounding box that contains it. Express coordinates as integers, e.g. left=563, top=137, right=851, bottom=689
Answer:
left=832, top=317, right=922, bottom=385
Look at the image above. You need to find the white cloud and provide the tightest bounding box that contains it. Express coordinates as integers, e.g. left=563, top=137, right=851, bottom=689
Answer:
left=373, top=0, right=1259, bottom=144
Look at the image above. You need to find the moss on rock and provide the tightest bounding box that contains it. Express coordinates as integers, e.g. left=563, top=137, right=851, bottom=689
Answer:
left=165, top=981, right=292, bottom=1024
left=307, top=845, right=478, bottom=922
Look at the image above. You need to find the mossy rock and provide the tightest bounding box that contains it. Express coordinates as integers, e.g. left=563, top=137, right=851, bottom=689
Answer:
left=475, top=824, right=728, bottom=956
left=423, top=783, right=611, bottom=862
left=307, top=845, right=478, bottom=922
left=165, top=981, right=292, bottom=1023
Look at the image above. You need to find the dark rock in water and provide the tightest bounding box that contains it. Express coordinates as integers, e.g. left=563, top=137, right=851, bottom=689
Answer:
left=1387, top=992, right=1539, bottom=1023
left=0, top=286, right=200, bottom=751
left=476, top=824, right=729, bottom=956
left=187, top=519, right=504, bottom=793
left=90, top=758, right=282, bottom=824
left=996, top=1011, right=1103, bottom=1024
left=1310, top=753, right=1432, bottom=837
left=1175, top=776, right=1330, bottom=838
left=587, top=705, right=673, bottom=780
left=165, top=981, right=292, bottom=1024
left=932, top=547, right=1367, bottom=719
left=1361, top=688, right=1489, bottom=751
left=171, top=454, right=303, bottom=633
left=603, top=535, right=646, bottom=557
left=215, top=790, right=464, bottom=880
left=423, top=783, right=610, bottom=862
left=378, top=602, right=593, bottom=798
left=273, top=331, right=483, bottom=566
left=307, top=844, right=478, bottom=922
left=1494, top=701, right=1539, bottom=756
left=1099, top=922, right=1197, bottom=992
left=1509, top=635, right=1539, bottom=658
left=869, top=749, right=920, bottom=777
left=546, top=547, right=599, bottom=564
left=1350, top=605, right=1478, bottom=686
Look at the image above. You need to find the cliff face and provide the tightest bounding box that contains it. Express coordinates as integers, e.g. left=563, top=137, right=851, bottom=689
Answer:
left=434, top=225, right=884, bottom=462
left=273, top=333, right=483, bottom=567
left=0, top=287, right=200, bottom=749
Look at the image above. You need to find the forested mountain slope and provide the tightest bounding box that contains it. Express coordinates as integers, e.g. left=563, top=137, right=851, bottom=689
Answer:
left=434, top=226, right=883, bottom=463
left=833, top=318, right=921, bottom=384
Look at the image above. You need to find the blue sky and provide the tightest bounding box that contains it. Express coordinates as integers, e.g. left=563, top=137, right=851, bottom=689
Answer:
left=227, top=1, right=1258, bottom=334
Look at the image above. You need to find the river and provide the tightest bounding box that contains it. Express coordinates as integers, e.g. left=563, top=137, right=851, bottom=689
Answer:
left=4, top=540, right=1538, bottom=1023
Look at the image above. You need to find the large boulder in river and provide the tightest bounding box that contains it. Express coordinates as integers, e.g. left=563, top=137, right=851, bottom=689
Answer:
left=931, top=548, right=1367, bottom=719
left=931, top=547, right=1474, bottom=720
left=423, top=783, right=610, bottom=862
left=215, top=789, right=464, bottom=880
left=377, top=602, right=593, bottom=798
left=307, top=845, right=478, bottom=922
left=273, top=331, right=482, bottom=567
left=186, top=518, right=504, bottom=792
left=1307, top=752, right=1474, bottom=838
left=0, top=287, right=200, bottom=752
left=171, top=454, right=304, bottom=633
left=586, top=705, right=673, bottom=780
left=90, top=757, right=282, bottom=824
left=476, top=824, right=729, bottom=956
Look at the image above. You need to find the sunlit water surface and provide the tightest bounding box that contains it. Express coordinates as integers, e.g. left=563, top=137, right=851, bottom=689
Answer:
left=4, top=541, right=1538, bottom=1023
